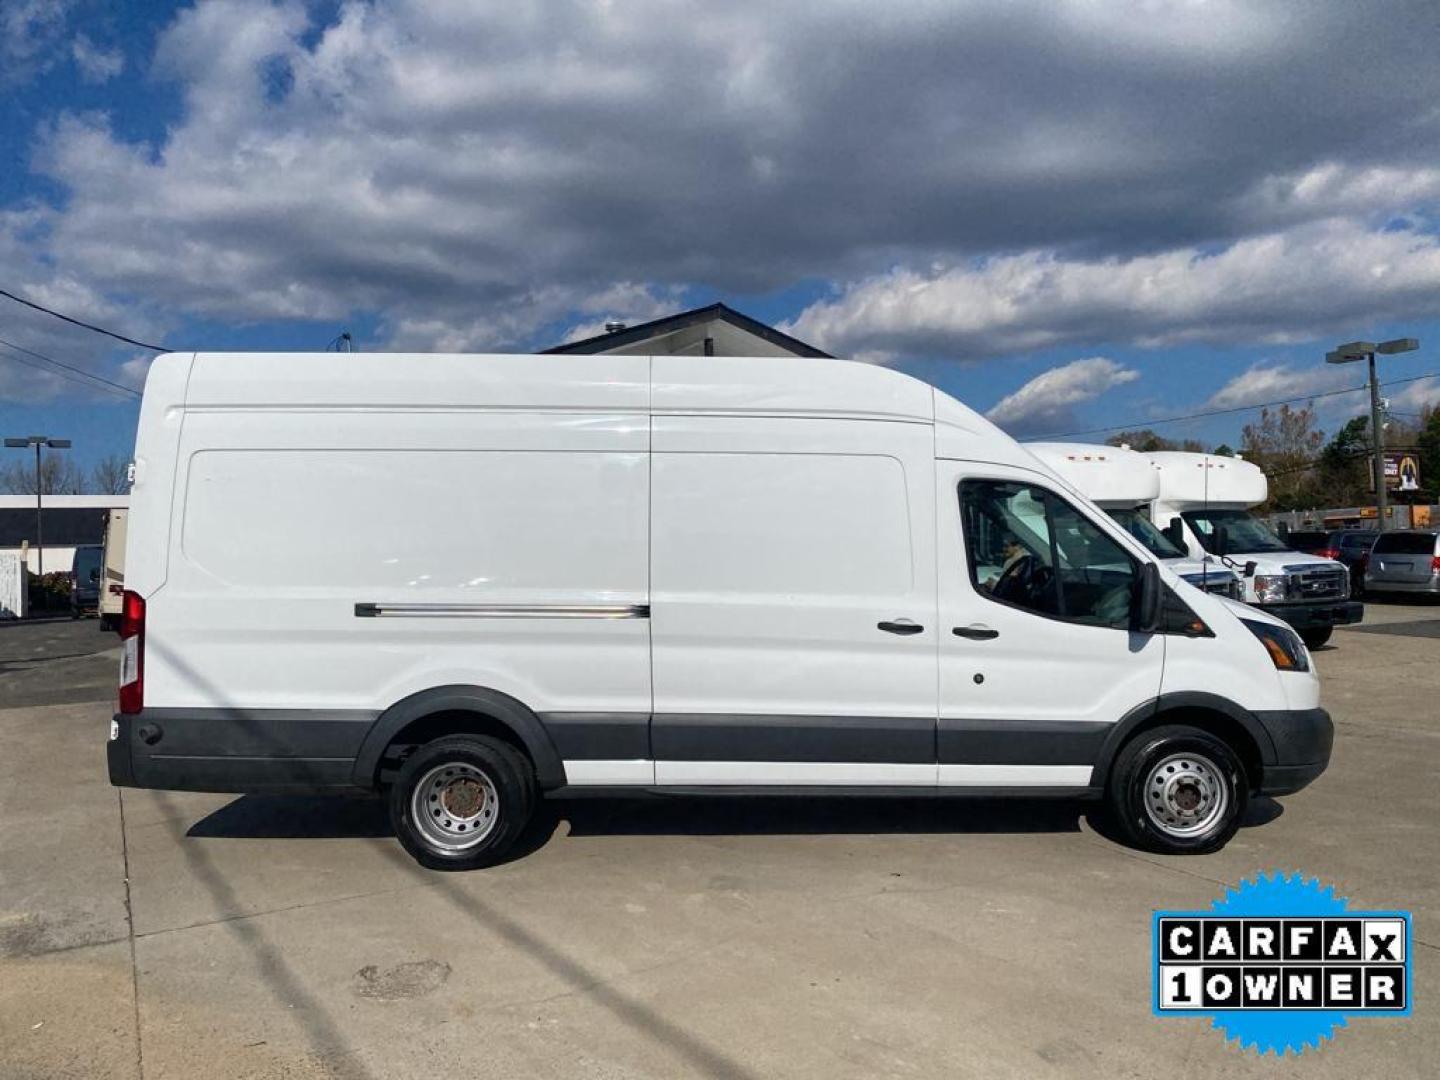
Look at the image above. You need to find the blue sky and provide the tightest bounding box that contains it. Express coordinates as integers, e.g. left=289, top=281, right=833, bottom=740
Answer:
left=4, top=1, right=1440, bottom=477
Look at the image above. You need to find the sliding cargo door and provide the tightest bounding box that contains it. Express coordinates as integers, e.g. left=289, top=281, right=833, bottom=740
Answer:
left=650, top=416, right=938, bottom=786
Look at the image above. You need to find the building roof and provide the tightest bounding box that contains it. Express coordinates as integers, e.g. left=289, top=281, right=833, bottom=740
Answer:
left=542, top=302, right=833, bottom=358
left=0, top=507, right=109, bottom=547
left=0, top=494, right=128, bottom=510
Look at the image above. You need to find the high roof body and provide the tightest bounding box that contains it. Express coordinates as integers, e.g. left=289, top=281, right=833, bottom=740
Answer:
left=143, top=351, right=1045, bottom=473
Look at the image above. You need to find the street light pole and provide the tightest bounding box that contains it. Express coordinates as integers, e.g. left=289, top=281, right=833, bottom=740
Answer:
left=1326, top=338, right=1419, bottom=532
left=1366, top=350, right=1387, bottom=531
left=3, top=434, right=73, bottom=578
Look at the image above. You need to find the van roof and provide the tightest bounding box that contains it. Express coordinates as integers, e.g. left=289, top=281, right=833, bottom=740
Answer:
left=172, top=351, right=939, bottom=422
left=1023, top=442, right=1160, bottom=505
left=1148, top=451, right=1269, bottom=507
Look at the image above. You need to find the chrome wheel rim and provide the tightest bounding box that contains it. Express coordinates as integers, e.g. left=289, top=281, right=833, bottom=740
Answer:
left=1143, top=753, right=1229, bottom=838
left=411, top=762, right=500, bottom=851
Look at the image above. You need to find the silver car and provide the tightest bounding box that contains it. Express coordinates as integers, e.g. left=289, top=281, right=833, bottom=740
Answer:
left=1365, top=530, right=1440, bottom=596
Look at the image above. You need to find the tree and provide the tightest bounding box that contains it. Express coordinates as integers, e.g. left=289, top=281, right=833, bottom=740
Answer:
left=1241, top=404, right=1323, bottom=509
left=1104, top=429, right=1207, bottom=453
left=1212, top=443, right=1235, bottom=458
left=1315, top=416, right=1372, bottom=505
left=90, top=455, right=132, bottom=495
left=1415, top=402, right=1440, bottom=496
left=0, top=451, right=85, bottom=495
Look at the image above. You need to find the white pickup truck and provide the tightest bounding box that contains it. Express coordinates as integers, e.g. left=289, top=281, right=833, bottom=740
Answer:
left=1148, top=452, right=1362, bottom=649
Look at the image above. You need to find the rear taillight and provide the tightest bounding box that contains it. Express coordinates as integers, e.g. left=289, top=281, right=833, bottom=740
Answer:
left=118, top=590, right=144, bottom=715
left=1432, top=555, right=1440, bottom=572
left=1318, top=548, right=1340, bottom=560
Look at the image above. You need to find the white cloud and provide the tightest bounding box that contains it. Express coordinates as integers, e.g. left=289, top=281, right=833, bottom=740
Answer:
left=1202, top=363, right=1355, bottom=411
left=2, top=0, right=1440, bottom=397
left=786, top=219, right=1440, bottom=361
left=985, top=356, right=1139, bottom=434
left=71, top=34, right=123, bottom=83
left=1, top=0, right=73, bottom=83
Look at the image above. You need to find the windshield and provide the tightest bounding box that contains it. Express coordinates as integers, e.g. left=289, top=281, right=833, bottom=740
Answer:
left=1182, top=509, right=1291, bottom=554
left=1105, top=508, right=1185, bottom=559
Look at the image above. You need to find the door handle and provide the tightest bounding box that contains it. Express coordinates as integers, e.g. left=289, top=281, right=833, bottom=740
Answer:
left=877, top=619, right=924, bottom=636
left=952, top=625, right=999, bottom=640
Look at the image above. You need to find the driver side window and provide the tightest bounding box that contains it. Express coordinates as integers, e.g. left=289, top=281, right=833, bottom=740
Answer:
left=959, top=479, right=1137, bottom=629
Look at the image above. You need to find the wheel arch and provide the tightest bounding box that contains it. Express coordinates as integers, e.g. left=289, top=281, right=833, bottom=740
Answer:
left=1091, top=692, right=1276, bottom=792
left=352, top=685, right=566, bottom=791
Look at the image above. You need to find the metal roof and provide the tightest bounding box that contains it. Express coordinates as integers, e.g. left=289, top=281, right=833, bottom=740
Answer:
left=542, top=302, right=833, bottom=358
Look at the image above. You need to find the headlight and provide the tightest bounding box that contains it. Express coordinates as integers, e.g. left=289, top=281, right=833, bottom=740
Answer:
left=1252, top=574, right=1290, bottom=604
left=1242, top=619, right=1310, bottom=672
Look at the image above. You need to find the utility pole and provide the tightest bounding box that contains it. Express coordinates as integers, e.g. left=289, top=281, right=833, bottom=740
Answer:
left=1326, top=338, right=1419, bottom=531
left=3, top=435, right=73, bottom=577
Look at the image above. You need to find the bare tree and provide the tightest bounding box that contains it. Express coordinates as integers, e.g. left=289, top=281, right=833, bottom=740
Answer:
left=0, top=452, right=85, bottom=495
left=1241, top=404, right=1323, bottom=508
left=90, top=454, right=132, bottom=495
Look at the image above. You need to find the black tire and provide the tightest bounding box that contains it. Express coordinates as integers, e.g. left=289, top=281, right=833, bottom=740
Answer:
left=1300, top=627, right=1332, bottom=650
left=1106, top=725, right=1247, bottom=855
left=389, top=734, right=536, bottom=871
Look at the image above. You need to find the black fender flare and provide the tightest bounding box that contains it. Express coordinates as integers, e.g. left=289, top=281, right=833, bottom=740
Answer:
left=351, top=685, right=566, bottom=790
left=1090, top=691, right=1278, bottom=787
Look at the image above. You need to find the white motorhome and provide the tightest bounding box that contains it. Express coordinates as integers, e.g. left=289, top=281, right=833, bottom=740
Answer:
left=1025, top=443, right=1242, bottom=600
left=1149, top=452, right=1362, bottom=650
left=99, top=507, right=128, bottom=631
left=110, top=352, right=1332, bottom=868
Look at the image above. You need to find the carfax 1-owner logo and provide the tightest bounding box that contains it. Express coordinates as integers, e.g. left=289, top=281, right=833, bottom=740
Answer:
left=1152, top=872, right=1412, bottom=1054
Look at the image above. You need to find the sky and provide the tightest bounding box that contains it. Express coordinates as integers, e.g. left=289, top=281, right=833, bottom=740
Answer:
left=3, top=0, right=1440, bottom=476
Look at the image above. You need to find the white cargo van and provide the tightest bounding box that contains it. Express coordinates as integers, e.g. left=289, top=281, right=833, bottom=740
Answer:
left=1025, top=443, right=1242, bottom=600
left=110, top=353, right=1332, bottom=868
left=1149, top=452, right=1362, bottom=650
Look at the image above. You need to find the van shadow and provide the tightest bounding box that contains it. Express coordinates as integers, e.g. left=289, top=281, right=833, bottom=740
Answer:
left=190, top=790, right=1284, bottom=856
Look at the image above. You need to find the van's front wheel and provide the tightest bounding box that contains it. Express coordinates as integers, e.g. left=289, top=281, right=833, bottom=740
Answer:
left=389, top=734, right=535, bottom=870
left=1107, top=725, right=1247, bottom=855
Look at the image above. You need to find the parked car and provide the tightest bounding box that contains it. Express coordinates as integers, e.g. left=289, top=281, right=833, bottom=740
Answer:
left=1364, top=531, right=1440, bottom=598
left=1282, top=530, right=1333, bottom=556
left=71, top=544, right=103, bottom=618
left=1318, top=531, right=1379, bottom=597
left=109, top=350, right=1335, bottom=867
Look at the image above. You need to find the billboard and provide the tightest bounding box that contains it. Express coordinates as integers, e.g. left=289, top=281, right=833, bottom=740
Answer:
left=1369, top=451, right=1422, bottom=492
left=1387, top=452, right=1421, bottom=492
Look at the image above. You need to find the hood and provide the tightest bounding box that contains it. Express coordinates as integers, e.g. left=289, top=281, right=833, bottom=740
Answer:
left=1215, top=595, right=1289, bottom=630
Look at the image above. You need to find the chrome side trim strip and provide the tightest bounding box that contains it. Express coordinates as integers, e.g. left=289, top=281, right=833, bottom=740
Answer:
left=354, top=602, right=649, bottom=619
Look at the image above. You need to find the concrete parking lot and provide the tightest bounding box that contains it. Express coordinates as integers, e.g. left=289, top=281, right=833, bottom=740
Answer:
left=1, top=607, right=1436, bottom=1079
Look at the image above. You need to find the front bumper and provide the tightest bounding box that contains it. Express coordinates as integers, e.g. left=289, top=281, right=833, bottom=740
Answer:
left=1259, top=600, right=1363, bottom=631
left=1253, top=707, right=1333, bottom=796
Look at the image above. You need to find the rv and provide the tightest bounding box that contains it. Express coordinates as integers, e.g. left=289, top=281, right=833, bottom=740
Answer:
left=1149, top=452, right=1362, bottom=649
left=99, top=507, right=128, bottom=631
left=1024, top=443, right=1242, bottom=600
left=109, top=352, right=1333, bottom=868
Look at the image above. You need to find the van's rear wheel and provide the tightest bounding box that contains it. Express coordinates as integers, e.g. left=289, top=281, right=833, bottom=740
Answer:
left=1300, top=627, right=1332, bottom=650
left=1106, top=725, right=1247, bottom=855
left=389, top=734, right=535, bottom=870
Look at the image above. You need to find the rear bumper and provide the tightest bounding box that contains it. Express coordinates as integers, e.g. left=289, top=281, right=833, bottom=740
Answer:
left=1261, top=600, right=1363, bottom=631
left=1253, top=707, right=1333, bottom=796
left=1366, top=576, right=1440, bottom=594
left=108, top=709, right=376, bottom=793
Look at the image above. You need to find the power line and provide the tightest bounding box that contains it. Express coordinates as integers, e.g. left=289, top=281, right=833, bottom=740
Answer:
left=0, top=336, right=141, bottom=399
left=1037, top=371, right=1440, bottom=439
left=0, top=287, right=170, bottom=352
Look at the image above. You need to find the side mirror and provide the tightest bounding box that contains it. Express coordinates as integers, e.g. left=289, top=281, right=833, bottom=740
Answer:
left=1163, top=517, right=1186, bottom=550
left=1135, top=561, right=1163, bottom=634
left=1243, top=560, right=1258, bottom=578
left=1215, top=526, right=1230, bottom=557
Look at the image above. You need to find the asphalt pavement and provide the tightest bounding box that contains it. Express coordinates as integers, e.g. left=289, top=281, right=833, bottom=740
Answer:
left=1, top=603, right=1436, bottom=1078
